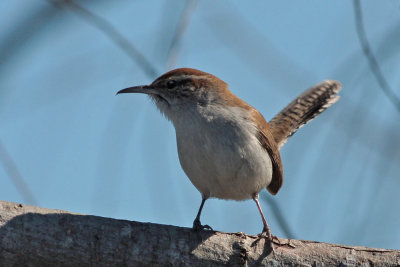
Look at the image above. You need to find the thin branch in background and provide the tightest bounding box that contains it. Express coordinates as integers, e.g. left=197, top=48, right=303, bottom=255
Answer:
left=47, top=0, right=159, bottom=79
left=353, top=0, right=400, bottom=113
left=261, top=193, right=296, bottom=239
left=166, top=0, right=199, bottom=69
left=203, top=4, right=302, bottom=236
left=0, top=139, right=38, bottom=205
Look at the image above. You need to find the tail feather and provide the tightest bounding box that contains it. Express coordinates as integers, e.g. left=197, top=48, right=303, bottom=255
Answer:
left=269, top=80, right=342, bottom=149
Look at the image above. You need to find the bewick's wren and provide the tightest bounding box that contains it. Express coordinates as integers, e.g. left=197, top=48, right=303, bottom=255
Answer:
left=117, top=68, right=341, bottom=244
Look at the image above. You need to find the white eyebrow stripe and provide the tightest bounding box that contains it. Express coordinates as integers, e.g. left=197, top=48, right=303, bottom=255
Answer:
left=179, top=75, right=212, bottom=80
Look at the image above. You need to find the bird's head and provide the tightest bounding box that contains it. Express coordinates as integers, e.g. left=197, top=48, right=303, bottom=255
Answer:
left=117, top=68, right=231, bottom=111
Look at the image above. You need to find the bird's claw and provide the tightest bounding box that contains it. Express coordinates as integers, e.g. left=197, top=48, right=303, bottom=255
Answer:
left=271, top=235, right=281, bottom=245
left=193, top=219, right=213, bottom=232
left=257, top=228, right=279, bottom=251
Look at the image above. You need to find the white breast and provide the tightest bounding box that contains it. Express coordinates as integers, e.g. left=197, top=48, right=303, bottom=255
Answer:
left=170, top=104, right=273, bottom=201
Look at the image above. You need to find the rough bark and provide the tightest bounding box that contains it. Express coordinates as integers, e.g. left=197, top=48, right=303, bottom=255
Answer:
left=0, top=200, right=398, bottom=266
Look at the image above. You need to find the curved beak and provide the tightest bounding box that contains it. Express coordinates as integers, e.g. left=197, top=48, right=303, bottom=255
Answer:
left=116, top=85, right=157, bottom=95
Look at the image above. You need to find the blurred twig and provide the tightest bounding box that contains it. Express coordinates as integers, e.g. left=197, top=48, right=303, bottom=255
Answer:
left=47, top=0, right=159, bottom=79
left=261, top=193, right=296, bottom=239
left=353, top=0, right=400, bottom=113
left=205, top=4, right=304, bottom=237
left=204, top=3, right=313, bottom=91
left=166, top=0, right=199, bottom=69
left=0, top=139, right=38, bottom=205
left=0, top=5, right=62, bottom=103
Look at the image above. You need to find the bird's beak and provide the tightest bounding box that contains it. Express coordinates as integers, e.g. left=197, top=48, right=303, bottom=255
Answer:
left=116, top=85, right=157, bottom=95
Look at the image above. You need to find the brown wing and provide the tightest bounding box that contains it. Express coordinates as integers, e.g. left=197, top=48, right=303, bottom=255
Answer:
left=251, top=109, right=284, bottom=195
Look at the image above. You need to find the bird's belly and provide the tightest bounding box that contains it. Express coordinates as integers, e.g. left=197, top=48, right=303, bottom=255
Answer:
left=176, top=127, right=273, bottom=200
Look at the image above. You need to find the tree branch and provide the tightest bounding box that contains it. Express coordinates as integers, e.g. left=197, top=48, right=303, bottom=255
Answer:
left=0, top=200, right=398, bottom=266
left=47, top=0, right=159, bottom=79
left=166, top=0, right=199, bottom=69
left=353, top=0, right=400, bottom=113
left=0, top=141, right=38, bottom=205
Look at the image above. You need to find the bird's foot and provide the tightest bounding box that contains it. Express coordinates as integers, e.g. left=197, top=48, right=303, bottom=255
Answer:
left=257, top=227, right=280, bottom=251
left=193, top=219, right=213, bottom=232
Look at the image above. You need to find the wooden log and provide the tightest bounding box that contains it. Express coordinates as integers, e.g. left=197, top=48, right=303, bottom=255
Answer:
left=0, top=200, right=398, bottom=266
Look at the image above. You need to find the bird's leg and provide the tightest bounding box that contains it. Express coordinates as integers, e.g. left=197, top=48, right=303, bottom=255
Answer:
left=193, top=197, right=213, bottom=231
left=252, top=193, right=279, bottom=247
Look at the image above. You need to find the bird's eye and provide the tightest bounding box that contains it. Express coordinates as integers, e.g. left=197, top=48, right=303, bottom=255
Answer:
left=166, top=80, right=177, bottom=89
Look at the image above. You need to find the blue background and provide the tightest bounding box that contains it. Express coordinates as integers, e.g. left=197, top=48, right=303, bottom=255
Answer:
left=1, top=0, right=399, bottom=249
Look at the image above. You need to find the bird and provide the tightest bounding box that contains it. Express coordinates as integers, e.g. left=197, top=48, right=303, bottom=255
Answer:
left=117, top=68, right=341, bottom=245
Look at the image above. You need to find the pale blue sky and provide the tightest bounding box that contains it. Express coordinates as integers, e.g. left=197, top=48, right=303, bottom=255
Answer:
left=1, top=0, right=399, bottom=249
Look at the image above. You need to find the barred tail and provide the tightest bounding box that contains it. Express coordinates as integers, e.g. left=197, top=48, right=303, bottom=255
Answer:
left=269, top=80, right=342, bottom=149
